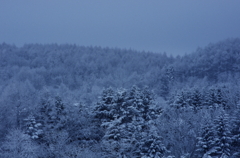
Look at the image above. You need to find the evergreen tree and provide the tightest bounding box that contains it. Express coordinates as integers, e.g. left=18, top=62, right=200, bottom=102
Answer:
left=101, top=120, right=123, bottom=158
left=158, top=66, right=175, bottom=99
left=94, top=87, right=116, bottom=124
left=171, top=91, right=188, bottom=109
left=210, top=112, right=232, bottom=157
left=94, top=86, right=166, bottom=157
left=230, top=104, right=240, bottom=157
left=190, top=89, right=203, bottom=112
left=203, top=88, right=217, bottom=109
left=54, top=96, right=67, bottom=130
left=39, top=96, right=67, bottom=133
left=139, top=134, right=167, bottom=158
left=67, top=101, right=102, bottom=145
left=23, top=114, right=43, bottom=139
left=215, top=88, right=228, bottom=109
left=37, top=94, right=69, bottom=149
left=195, top=122, right=215, bottom=157
left=159, top=76, right=170, bottom=99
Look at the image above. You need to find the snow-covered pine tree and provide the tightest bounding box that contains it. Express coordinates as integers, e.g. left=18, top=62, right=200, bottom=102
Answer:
left=54, top=96, right=67, bottom=130
left=37, top=95, right=69, bottom=148
left=210, top=111, right=232, bottom=157
left=158, top=66, right=175, bottom=100
left=39, top=96, right=67, bottom=132
left=139, top=134, right=167, bottom=158
left=39, top=97, right=55, bottom=131
left=171, top=91, right=188, bottom=110
left=101, top=120, right=123, bottom=158
left=159, top=76, right=170, bottom=99
left=95, top=88, right=128, bottom=157
left=190, top=89, right=203, bottom=112
left=215, top=88, right=228, bottom=110
left=23, top=114, right=43, bottom=139
left=203, top=88, right=217, bottom=109
left=230, top=103, right=240, bottom=157
left=94, top=86, right=165, bottom=158
left=195, top=121, right=215, bottom=157
left=94, top=87, right=116, bottom=124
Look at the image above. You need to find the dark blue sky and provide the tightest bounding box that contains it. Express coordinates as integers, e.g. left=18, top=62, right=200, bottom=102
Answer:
left=1, top=0, right=240, bottom=56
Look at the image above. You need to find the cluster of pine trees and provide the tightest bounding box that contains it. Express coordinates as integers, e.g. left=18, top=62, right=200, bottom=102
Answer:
left=0, top=38, right=240, bottom=157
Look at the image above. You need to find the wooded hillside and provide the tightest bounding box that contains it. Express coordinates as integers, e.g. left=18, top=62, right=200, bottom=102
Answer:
left=0, top=38, right=240, bottom=157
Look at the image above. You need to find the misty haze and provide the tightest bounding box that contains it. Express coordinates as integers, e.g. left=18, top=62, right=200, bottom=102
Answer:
left=1, top=1, right=240, bottom=158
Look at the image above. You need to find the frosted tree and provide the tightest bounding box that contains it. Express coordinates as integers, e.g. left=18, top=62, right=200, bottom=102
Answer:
left=94, top=87, right=116, bottom=124
left=0, top=129, right=39, bottom=158
left=54, top=96, right=67, bottom=130
left=39, top=95, right=67, bottom=133
left=210, top=112, right=232, bottom=157
left=97, top=88, right=132, bottom=157
left=190, top=89, right=203, bottom=112
left=66, top=101, right=101, bottom=146
left=170, top=91, right=189, bottom=109
left=23, top=114, right=43, bottom=139
left=203, top=88, right=217, bottom=109
left=230, top=104, right=240, bottom=157
left=36, top=94, right=70, bottom=154
left=215, top=88, right=228, bottom=109
left=138, top=133, right=168, bottom=158
left=195, top=122, right=215, bottom=157
left=158, top=66, right=175, bottom=99
left=94, top=86, right=166, bottom=157
left=101, top=120, right=123, bottom=158
left=0, top=80, right=37, bottom=130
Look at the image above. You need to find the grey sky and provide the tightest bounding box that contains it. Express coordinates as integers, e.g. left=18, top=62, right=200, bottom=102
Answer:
left=1, top=0, right=240, bottom=56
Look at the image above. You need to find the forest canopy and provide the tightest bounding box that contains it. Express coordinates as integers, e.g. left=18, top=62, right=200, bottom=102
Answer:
left=0, top=38, right=240, bottom=157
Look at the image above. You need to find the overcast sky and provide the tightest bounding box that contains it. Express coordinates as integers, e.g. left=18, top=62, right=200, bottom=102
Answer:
left=1, top=0, right=240, bottom=56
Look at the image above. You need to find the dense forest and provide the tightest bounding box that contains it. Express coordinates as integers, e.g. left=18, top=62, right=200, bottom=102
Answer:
left=0, top=38, right=240, bottom=158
